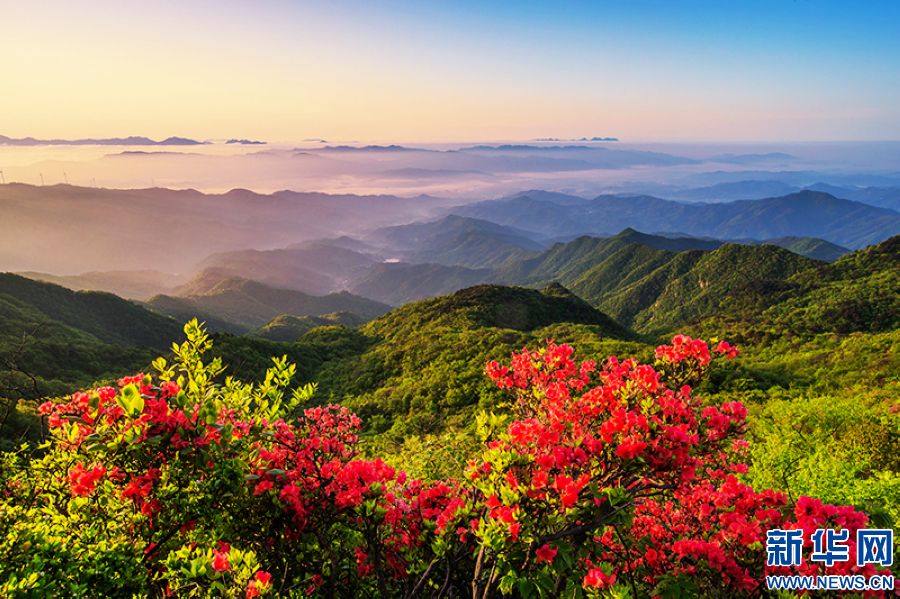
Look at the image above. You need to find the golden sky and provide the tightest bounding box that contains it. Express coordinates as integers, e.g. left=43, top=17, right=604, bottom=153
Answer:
left=2, top=0, right=899, bottom=143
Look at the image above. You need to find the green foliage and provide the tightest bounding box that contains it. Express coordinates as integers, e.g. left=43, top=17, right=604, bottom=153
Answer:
left=301, top=285, right=635, bottom=439
left=0, top=320, right=287, bottom=597
left=253, top=312, right=367, bottom=342
left=0, top=273, right=182, bottom=348
left=693, top=235, right=899, bottom=342
left=0, top=277, right=178, bottom=449
left=746, top=387, right=899, bottom=526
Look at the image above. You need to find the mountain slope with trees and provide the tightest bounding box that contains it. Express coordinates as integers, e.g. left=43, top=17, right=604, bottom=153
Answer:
left=366, top=215, right=545, bottom=268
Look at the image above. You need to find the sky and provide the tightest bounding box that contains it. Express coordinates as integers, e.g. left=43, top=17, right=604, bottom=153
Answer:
left=2, top=0, right=899, bottom=143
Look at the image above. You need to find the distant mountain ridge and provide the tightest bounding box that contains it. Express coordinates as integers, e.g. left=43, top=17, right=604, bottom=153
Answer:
left=0, top=184, right=446, bottom=273
left=0, top=134, right=205, bottom=146
left=650, top=180, right=900, bottom=211
left=454, top=190, right=899, bottom=249
left=366, top=215, right=545, bottom=268
left=193, top=241, right=378, bottom=296
left=16, top=270, right=184, bottom=301
left=147, top=277, right=390, bottom=333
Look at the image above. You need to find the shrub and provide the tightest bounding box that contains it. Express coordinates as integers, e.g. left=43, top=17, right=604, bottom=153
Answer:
left=0, top=322, right=889, bottom=596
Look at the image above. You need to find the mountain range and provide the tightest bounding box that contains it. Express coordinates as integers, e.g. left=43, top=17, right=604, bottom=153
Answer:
left=646, top=180, right=900, bottom=211
left=14, top=270, right=184, bottom=301
left=0, top=184, right=446, bottom=273
left=4, top=182, right=897, bottom=338
left=0, top=134, right=205, bottom=146
left=453, top=190, right=898, bottom=248
left=2, top=232, right=896, bottom=438
left=192, top=240, right=379, bottom=296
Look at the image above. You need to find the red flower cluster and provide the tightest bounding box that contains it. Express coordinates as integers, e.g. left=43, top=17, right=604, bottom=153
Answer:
left=535, top=543, right=557, bottom=564
left=29, top=333, right=890, bottom=597
left=67, top=462, right=106, bottom=497
left=655, top=334, right=712, bottom=364
left=474, top=336, right=890, bottom=595
left=246, top=571, right=272, bottom=598
left=245, top=403, right=465, bottom=584
left=715, top=340, right=740, bottom=359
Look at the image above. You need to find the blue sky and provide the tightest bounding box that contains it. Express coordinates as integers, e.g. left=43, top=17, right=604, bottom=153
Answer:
left=2, top=0, right=898, bottom=141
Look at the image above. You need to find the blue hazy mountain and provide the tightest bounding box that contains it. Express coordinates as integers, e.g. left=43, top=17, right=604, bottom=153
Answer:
left=454, top=191, right=898, bottom=249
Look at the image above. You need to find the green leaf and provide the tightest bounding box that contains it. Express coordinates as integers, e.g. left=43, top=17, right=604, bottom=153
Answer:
left=116, top=383, right=145, bottom=418
left=498, top=570, right=518, bottom=595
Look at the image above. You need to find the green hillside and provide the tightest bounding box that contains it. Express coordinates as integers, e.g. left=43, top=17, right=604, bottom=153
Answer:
left=0, top=274, right=182, bottom=448
left=0, top=273, right=181, bottom=348
left=252, top=312, right=367, bottom=342
left=693, top=235, right=900, bottom=342
left=212, top=284, right=637, bottom=439
left=614, top=244, right=817, bottom=333
left=496, top=231, right=818, bottom=333
left=494, top=229, right=701, bottom=283
left=147, top=277, right=390, bottom=332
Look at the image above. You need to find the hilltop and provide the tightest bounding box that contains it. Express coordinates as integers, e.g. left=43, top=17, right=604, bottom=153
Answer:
left=253, top=312, right=367, bottom=342
left=365, top=283, right=629, bottom=336
left=692, top=235, right=900, bottom=342
left=211, top=283, right=637, bottom=438
left=491, top=229, right=818, bottom=333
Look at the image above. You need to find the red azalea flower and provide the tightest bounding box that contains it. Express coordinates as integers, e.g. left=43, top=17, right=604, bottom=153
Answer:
left=535, top=543, right=557, bottom=564
left=212, top=550, right=231, bottom=573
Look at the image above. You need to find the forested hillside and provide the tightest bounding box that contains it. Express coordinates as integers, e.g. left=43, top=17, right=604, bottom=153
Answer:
left=210, top=284, right=637, bottom=439
left=0, top=274, right=183, bottom=447
left=1, top=231, right=897, bottom=598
